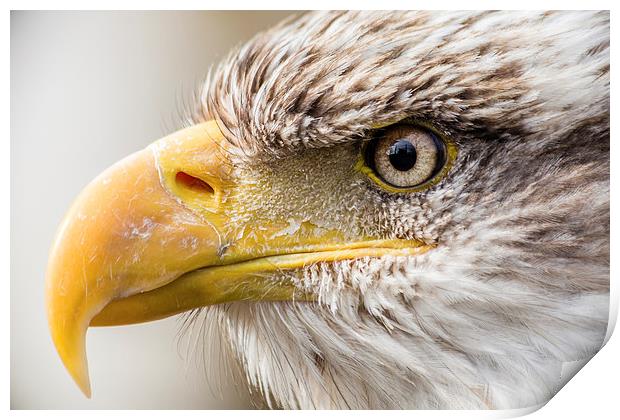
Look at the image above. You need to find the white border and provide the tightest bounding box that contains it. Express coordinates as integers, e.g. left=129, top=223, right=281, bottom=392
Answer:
left=5, top=1, right=618, bottom=418
left=0, top=0, right=617, bottom=11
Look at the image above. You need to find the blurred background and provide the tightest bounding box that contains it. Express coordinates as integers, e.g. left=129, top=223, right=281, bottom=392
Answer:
left=11, top=11, right=296, bottom=409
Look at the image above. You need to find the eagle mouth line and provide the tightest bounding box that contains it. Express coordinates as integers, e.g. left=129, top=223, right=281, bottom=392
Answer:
left=90, top=241, right=433, bottom=327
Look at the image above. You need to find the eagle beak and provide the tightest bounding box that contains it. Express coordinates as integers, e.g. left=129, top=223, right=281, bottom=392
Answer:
left=46, top=121, right=429, bottom=397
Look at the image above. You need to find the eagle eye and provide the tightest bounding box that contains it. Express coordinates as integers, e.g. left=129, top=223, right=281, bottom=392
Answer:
left=358, top=123, right=456, bottom=192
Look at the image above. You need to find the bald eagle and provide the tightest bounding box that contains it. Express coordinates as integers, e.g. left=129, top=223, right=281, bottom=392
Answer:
left=46, top=11, right=610, bottom=409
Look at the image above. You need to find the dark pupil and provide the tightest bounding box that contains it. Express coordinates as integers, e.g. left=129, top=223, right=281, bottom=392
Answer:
left=387, top=140, right=417, bottom=171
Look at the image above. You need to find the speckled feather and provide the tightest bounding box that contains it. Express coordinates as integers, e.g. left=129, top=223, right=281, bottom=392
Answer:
left=183, top=11, right=609, bottom=409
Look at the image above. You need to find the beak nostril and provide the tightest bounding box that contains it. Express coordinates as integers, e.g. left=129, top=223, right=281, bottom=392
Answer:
left=175, top=171, right=215, bottom=194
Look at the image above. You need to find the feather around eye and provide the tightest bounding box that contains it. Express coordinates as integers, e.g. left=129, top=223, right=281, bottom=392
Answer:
left=357, top=124, right=456, bottom=193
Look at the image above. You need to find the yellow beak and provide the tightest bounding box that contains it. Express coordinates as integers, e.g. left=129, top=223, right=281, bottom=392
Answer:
left=45, top=121, right=430, bottom=397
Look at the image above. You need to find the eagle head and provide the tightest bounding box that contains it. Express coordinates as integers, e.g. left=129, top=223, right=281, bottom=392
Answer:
left=46, top=11, right=609, bottom=409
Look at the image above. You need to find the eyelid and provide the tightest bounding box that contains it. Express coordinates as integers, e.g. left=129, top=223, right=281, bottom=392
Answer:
left=355, top=121, right=458, bottom=194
